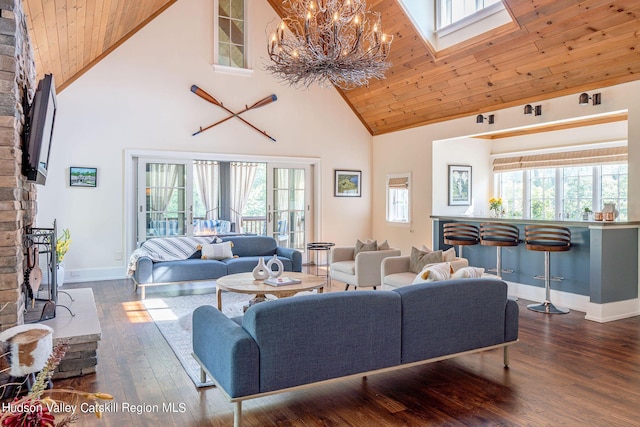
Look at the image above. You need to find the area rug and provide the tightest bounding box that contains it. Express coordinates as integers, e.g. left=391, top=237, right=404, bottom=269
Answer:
left=143, top=289, right=254, bottom=387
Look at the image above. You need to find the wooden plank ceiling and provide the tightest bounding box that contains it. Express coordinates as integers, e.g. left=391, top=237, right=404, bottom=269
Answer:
left=23, top=0, right=176, bottom=92
left=24, top=0, right=640, bottom=135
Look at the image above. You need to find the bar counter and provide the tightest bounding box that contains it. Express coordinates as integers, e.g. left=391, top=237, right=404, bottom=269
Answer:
left=431, top=215, right=640, bottom=322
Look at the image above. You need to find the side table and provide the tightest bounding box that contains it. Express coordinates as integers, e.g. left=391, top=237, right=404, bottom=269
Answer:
left=306, top=242, right=335, bottom=286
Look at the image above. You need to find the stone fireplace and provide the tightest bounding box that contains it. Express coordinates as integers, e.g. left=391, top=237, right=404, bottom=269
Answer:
left=0, top=0, right=39, bottom=331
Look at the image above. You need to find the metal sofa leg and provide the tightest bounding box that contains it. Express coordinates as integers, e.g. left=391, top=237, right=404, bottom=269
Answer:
left=234, top=401, right=242, bottom=427
left=503, top=346, right=509, bottom=368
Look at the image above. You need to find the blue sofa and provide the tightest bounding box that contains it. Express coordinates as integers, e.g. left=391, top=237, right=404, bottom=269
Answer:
left=132, top=235, right=302, bottom=298
left=193, top=279, right=519, bottom=426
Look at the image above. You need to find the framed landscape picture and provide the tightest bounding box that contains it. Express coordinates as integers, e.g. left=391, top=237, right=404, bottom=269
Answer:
left=334, top=170, right=361, bottom=197
left=448, top=165, right=471, bottom=206
left=70, top=167, right=97, bottom=187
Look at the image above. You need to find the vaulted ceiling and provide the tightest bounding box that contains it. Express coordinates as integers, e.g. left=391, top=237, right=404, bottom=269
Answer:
left=23, top=0, right=176, bottom=92
left=24, top=0, right=640, bottom=135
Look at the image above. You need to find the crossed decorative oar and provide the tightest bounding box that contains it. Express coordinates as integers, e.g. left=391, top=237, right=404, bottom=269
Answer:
left=191, top=85, right=277, bottom=142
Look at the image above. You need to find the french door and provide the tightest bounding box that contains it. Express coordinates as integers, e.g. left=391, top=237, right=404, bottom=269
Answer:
left=134, top=158, right=313, bottom=250
left=266, top=164, right=310, bottom=250
left=137, top=159, right=193, bottom=243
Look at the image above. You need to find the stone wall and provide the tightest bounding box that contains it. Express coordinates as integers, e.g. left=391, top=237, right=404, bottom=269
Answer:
left=0, top=0, right=38, bottom=331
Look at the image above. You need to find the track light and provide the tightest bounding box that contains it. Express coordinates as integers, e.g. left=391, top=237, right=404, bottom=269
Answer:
left=524, top=104, right=542, bottom=116
left=476, top=114, right=494, bottom=124
left=579, top=92, right=601, bottom=106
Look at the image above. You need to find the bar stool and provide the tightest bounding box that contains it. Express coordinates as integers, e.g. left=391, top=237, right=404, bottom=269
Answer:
left=524, top=225, right=571, bottom=314
left=480, top=222, right=519, bottom=279
left=443, top=223, right=479, bottom=257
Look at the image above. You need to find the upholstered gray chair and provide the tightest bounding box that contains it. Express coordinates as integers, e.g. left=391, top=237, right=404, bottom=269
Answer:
left=330, top=245, right=401, bottom=290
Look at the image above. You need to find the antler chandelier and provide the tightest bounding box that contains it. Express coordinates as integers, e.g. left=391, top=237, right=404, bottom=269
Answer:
left=266, top=0, right=393, bottom=90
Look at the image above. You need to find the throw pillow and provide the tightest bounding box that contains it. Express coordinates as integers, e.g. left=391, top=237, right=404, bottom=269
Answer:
left=452, top=266, right=486, bottom=279
left=355, top=239, right=378, bottom=257
left=201, top=241, right=234, bottom=260
left=412, top=262, right=452, bottom=283
left=377, top=240, right=390, bottom=251
left=409, top=247, right=443, bottom=273
left=442, top=247, right=457, bottom=262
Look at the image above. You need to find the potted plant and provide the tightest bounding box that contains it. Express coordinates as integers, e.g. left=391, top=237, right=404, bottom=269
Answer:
left=55, top=228, right=71, bottom=286
left=583, top=207, right=592, bottom=221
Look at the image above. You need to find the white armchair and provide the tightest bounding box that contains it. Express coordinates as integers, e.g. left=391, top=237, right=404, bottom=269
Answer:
left=330, top=246, right=401, bottom=290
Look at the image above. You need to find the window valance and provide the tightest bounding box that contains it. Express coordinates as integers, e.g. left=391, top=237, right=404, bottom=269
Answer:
left=492, top=146, right=628, bottom=172
left=388, top=176, right=409, bottom=188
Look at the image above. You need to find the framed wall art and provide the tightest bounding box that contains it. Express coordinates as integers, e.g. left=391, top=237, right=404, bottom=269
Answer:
left=334, top=169, right=361, bottom=197
left=69, top=167, right=97, bottom=187
left=448, top=165, right=471, bottom=206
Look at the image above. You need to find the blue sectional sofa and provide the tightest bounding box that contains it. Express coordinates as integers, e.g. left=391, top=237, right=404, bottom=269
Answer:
left=193, top=278, right=519, bottom=426
left=132, top=235, right=302, bottom=298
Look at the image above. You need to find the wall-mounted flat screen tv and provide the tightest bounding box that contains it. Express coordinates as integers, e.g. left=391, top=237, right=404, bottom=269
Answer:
left=23, top=73, right=57, bottom=185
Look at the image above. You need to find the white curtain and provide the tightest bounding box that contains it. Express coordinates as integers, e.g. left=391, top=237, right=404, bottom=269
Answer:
left=230, top=162, right=258, bottom=233
left=194, top=160, right=220, bottom=219
left=149, top=163, right=179, bottom=222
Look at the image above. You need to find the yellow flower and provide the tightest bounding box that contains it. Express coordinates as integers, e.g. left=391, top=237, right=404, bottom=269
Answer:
left=56, top=228, right=71, bottom=262
left=489, top=197, right=503, bottom=211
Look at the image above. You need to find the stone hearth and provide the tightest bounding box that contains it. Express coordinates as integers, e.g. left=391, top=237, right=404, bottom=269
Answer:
left=39, top=288, right=101, bottom=379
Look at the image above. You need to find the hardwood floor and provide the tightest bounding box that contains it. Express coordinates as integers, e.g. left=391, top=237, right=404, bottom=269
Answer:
left=52, top=278, right=640, bottom=427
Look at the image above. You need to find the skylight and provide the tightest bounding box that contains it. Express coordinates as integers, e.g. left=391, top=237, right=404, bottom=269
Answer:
left=438, top=0, right=502, bottom=30
left=398, top=0, right=514, bottom=52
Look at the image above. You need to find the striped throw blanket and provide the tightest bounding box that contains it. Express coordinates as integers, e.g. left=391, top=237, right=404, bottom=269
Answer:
left=127, top=236, right=216, bottom=275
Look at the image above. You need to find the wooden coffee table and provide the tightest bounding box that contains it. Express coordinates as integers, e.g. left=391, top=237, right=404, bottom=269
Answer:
left=216, top=272, right=326, bottom=311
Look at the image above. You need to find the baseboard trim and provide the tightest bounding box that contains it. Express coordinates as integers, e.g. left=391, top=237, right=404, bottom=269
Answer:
left=585, top=299, right=640, bottom=323
left=53, top=267, right=127, bottom=284
left=503, top=279, right=639, bottom=322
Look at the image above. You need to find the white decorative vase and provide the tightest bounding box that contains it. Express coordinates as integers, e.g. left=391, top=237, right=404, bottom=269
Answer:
left=56, top=264, right=65, bottom=287
left=252, top=257, right=269, bottom=280
left=266, top=255, right=284, bottom=278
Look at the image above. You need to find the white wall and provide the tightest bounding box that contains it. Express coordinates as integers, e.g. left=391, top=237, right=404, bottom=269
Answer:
left=37, top=0, right=373, bottom=281
left=432, top=138, right=493, bottom=217
left=373, top=80, right=640, bottom=255
left=490, top=121, right=627, bottom=155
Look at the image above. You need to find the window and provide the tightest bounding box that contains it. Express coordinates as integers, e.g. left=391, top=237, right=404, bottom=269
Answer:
left=494, top=164, right=628, bottom=221
left=529, top=168, right=556, bottom=220
left=600, top=164, right=628, bottom=219
left=215, top=0, right=248, bottom=71
left=438, top=0, right=502, bottom=29
left=387, top=174, right=410, bottom=224
left=397, top=0, right=511, bottom=51
left=496, top=171, right=523, bottom=217
left=563, top=166, right=594, bottom=219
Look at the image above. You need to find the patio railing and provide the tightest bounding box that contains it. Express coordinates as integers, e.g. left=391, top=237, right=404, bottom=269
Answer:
left=242, top=216, right=267, bottom=235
